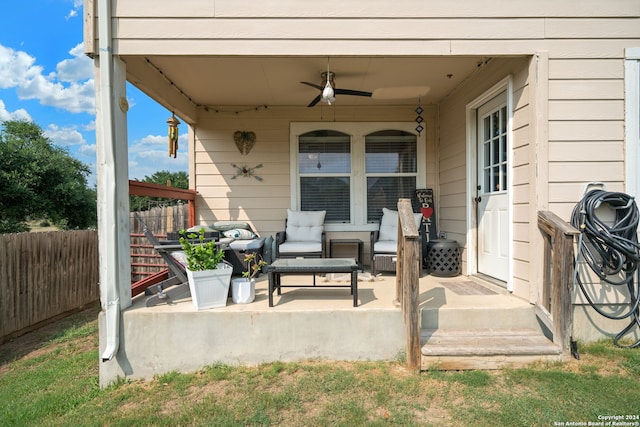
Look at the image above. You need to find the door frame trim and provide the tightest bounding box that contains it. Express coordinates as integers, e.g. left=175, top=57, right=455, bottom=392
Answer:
left=465, top=76, right=514, bottom=291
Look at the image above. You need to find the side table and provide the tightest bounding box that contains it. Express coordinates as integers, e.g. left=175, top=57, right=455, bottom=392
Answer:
left=329, top=239, right=364, bottom=269
left=426, top=239, right=461, bottom=277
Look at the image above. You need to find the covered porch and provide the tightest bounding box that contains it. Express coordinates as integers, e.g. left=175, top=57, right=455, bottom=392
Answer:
left=99, top=270, right=561, bottom=384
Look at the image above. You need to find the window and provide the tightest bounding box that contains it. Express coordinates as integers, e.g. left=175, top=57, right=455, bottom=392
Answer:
left=366, top=130, right=418, bottom=223
left=481, top=105, right=508, bottom=194
left=298, top=130, right=351, bottom=222
left=291, top=123, right=425, bottom=230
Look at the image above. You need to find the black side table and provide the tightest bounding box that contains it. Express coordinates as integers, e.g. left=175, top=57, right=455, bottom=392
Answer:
left=426, top=239, right=461, bottom=277
left=329, top=239, right=364, bottom=269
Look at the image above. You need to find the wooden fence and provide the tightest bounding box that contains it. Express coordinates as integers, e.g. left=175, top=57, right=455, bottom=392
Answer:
left=0, top=230, right=100, bottom=343
left=129, top=205, right=189, bottom=283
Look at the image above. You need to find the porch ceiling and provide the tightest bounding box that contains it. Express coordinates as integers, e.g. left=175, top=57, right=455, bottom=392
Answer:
left=123, top=55, right=489, bottom=112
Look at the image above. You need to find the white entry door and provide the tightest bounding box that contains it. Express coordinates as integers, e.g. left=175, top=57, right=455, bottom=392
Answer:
left=476, top=93, right=509, bottom=283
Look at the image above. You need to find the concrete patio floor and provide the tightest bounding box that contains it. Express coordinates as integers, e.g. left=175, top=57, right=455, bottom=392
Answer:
left=133, top=269, right=527, bottom=314
left=99, top=271, right=532, bottom=385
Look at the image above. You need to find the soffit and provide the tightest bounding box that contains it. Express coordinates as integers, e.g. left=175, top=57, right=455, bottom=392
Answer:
left=123, top=55, right=490, bottom=110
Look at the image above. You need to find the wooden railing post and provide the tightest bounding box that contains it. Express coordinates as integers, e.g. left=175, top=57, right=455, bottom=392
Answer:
left=537, top=211, right=580, bottom=354
left=397, top=199, right=421, bottom=371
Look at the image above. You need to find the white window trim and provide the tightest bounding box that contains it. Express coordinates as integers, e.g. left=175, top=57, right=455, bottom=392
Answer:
left=290, top=122, right=426, bottom=232
left=625, top=48, right=640, bottom=199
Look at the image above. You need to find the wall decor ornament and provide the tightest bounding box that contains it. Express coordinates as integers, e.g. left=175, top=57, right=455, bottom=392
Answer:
left=415, top=101, right=424, bottom=135
left=233, top=131, right=257, bottom=155
left=231, top=163, right=263, bottom=181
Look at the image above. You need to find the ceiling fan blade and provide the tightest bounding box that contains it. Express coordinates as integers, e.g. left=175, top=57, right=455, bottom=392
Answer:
left=300, top=81, right=323, bottom=90
left=307, top=94, right=322, bottom=107
left=335, top=88, right=372, bottom=97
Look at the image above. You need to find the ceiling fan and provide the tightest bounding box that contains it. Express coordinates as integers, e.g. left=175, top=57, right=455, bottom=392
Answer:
left=300, top=71, right=372, bottom=107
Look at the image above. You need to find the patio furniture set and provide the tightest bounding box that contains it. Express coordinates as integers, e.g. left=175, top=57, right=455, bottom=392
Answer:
left=139, top=207, right=459, bottom=309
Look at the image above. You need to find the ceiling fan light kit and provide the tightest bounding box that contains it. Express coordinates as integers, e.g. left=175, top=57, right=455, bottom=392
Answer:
left=301, top=70, right=372, bottom=107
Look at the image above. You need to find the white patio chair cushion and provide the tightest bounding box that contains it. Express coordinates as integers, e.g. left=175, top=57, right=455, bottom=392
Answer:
left=228, top=237, right=265, bottom=251
left=377, top=208, right=423, bottom=242
left=278, top=241, right=323, bottom=254
left=285, top=209, right=326, bottom=242
left=373, top=240, right=397, bottom=254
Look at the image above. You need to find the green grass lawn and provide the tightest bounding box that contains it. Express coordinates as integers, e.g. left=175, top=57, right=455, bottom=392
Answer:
left=1, top=305, right=639, bottom=426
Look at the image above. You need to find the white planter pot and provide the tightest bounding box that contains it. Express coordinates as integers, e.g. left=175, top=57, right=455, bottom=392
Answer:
left=231, top=278, right=256, bottom=304
left=186, top=263, right=233, bottom=310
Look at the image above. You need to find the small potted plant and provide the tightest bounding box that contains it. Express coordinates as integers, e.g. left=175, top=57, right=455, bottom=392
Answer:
left=179, top=228, right=232, bottom=310
left=231, top=252, right=267, bottom=304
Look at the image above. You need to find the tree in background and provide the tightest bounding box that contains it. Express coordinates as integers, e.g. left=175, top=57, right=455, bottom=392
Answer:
left=130, top=170, right=189, bottom=212
left=0, top=120, right=97, bottom=233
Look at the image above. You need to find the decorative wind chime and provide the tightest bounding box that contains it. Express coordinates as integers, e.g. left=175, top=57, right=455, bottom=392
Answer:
left=167, top=113, right=180, bottom=158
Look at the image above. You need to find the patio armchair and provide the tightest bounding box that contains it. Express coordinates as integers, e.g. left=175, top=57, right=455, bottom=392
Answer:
left=275, top=209, right=326, bottom=259
left=370, top=207, right=424, bottom=275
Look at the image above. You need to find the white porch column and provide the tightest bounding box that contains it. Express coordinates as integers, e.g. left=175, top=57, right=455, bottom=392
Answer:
left=96, top=0, right=131, bottom=365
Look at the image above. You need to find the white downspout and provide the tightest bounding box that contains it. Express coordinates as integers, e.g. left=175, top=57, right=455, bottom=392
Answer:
left=97, top=0, right=119, bottom=362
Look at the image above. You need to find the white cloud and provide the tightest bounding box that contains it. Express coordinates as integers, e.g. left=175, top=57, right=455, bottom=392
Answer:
left=78, top=143, right=96, bottom=156
left=0, top=45, right=40, bottom=89
left=83, top=120, right=96, bottom=131
left=57, top=43, right=93, bottom=82
left=0, top=99, right=32, bottom=122
left=0, top=42, right=95, bottom=114
left=44, top=123, right=86, bottom=146
left=66, top=0, right=83, bottom=21
left=128, top=133, right=188, bottom=180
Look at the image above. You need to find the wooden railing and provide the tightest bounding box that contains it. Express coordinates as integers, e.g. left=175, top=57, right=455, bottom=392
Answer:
left=537, top=211, right=580, bottom=353
left=128, top=181, right=197, bottom=296
left=129, top=180, right=197, bottom=229
left=395, top=199, right=422, bottom=371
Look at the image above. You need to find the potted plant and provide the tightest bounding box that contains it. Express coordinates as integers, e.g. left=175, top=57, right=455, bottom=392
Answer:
left=231, top=252, right=267, bottom=304
left=179, top=228, right=232, bottom=310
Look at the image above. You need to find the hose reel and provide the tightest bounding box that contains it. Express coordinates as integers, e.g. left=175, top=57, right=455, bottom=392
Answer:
left=570, top=183, right=640, bottom=349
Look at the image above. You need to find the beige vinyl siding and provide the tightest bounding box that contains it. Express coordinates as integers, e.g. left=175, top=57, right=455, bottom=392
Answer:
left=438, top=57, right=532, bottom=294
left=114, top=1, right=640, bottom=19
left=547, top=56, right=626, bottom=220
left=91, top=0, right=639, bottom=292
left=96, top=0, right=640, bottom=57
left=192, top=106, right=437, bottom=242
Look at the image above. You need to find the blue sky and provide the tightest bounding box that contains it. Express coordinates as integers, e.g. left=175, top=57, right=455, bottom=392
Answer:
left=0, top=0, right=188, bottom=186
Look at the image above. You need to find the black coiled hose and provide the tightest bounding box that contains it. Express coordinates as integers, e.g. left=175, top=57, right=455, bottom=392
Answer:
left=570, top=189, right=640, bottom=348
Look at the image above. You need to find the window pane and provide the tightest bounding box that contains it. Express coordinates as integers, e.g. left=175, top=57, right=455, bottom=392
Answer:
left=484, top=166, right=491, bottom=193
left=484, top=142, right=491, bottom=167
left=367, top=177, right=417, bottom=223
left=492, top=138, right=500, bottom=166
left=299, top=130, right=350, bottom=174
left=484, top=116, right=491, bottom=141
left=301, top=177, right=350, bottom=222
left=365, top=130, right=416, bottom=173
left=501, top=163, right=507, bottom=191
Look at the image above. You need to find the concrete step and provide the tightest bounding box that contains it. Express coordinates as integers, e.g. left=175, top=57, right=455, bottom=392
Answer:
left=421, top=304, right=540, bottom=330
left=421, top=328, right=563, bottom=370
